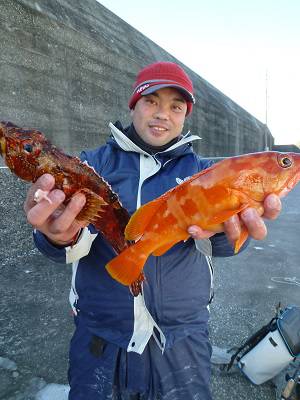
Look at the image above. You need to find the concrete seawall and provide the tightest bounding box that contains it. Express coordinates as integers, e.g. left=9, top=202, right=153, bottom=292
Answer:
left=0, top=0, right=272, bottom=157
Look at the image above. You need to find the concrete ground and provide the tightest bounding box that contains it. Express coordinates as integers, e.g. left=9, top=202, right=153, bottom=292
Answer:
left=0, top=168, right=299, bottom=399
left=210, top=181, right=300, bottom=399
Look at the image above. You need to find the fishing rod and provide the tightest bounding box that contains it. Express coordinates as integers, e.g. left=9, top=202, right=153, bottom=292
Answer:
left=281, top=363, right=300, bottom=400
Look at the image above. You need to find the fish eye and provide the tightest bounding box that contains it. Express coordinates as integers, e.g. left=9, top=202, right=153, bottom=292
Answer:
left=279, top=156, right=292, bottom=168
left=24, top=143, right=33, bottom=153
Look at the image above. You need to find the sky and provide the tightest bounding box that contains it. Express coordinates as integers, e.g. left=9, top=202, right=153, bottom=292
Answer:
left=97, top=0, right=300, bottom=145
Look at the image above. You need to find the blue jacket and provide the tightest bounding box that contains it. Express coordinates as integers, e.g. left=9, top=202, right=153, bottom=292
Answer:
left=34, top=123, right=242, bottom=354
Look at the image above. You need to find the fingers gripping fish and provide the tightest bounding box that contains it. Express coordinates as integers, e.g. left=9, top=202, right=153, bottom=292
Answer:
left=0, top=121, right=130, bottom=254
left=106, top=151, right=300, bottom=286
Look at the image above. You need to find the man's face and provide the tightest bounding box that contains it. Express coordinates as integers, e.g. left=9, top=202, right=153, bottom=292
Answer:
left=131, top=87, right=188, bottom=147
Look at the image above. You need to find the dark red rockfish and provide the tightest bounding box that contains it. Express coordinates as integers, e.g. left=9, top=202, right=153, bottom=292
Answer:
left=0, top=121, right=130, bottom=253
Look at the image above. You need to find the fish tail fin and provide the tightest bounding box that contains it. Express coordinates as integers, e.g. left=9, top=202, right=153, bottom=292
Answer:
left=106, top=241, right=149, bottom=286
left=234, top=225, right=249, bottom=253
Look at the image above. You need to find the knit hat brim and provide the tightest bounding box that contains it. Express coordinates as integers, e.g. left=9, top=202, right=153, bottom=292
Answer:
left=142, top=83, right=195, bottom=104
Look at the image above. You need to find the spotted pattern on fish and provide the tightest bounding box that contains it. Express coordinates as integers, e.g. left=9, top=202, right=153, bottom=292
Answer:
left=106, top=151, right=300, bottom=286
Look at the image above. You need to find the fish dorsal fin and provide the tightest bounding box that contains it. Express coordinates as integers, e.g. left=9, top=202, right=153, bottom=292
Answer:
left=125, top=197, right=166, bottom=241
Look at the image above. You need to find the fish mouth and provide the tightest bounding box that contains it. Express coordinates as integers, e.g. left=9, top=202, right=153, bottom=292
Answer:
left=0, top=137, right=6, bottom=157
left=0, top=124, right=6, bottom=156
left=279, top=171, right=300, bottom=198
left=288, top=171, right=300, bottom=189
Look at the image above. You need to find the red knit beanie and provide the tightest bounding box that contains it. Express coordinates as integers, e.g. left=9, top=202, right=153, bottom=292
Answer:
left=128, top=62, right=195, bottom=115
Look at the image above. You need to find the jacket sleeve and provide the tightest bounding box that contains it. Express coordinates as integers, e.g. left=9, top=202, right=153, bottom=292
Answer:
left=33, top=226, right=98, bottom=264
left=33, top=229, right=68, bottom=263
left=211, top=232, right=250, bottom=257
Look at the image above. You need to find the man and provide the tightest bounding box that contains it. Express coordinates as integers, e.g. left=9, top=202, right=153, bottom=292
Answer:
left=24, top=62, right=281, bottom=399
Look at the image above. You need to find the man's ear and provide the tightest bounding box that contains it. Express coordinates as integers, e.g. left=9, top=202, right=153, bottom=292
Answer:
left=130, top=109, right=134, bottom=117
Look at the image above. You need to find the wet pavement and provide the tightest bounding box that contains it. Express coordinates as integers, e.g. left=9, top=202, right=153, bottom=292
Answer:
left=0, top=169, right=299, bottom=399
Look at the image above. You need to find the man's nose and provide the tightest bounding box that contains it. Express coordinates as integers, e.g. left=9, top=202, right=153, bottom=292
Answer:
left=153, top=105, right=169, bottom=120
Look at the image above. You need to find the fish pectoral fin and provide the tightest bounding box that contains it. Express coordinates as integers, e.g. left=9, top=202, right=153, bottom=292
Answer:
left=75, top=188, right=108, bottom=223
left=234, top=225, right=249, bottom=253
left=125, top=197, right=164, bottom=241
left=206, top=204, right=249, bottom=225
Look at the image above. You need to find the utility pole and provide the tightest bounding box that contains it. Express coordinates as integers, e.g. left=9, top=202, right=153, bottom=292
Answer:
left=265, top=69, right=268, bottom=126
left=265, top=69, right=269, bottom=150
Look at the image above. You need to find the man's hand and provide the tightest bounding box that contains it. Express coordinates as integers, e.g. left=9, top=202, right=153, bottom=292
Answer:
left=24, top=174, right=87, bottom=246
left=223, top=194, right=281, bottom=245
left=187, top=193, right=282, bottom=246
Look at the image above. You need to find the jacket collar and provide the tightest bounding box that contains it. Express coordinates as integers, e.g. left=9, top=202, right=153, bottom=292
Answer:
left=108, top=122, right=201, bottom=158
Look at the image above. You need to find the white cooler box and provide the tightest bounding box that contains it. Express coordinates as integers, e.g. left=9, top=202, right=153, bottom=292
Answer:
left=237, top=306, right=300, bottom=385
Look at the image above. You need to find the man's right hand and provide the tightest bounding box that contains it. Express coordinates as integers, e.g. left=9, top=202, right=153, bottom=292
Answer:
left=24, top=174, right=86, bottom=246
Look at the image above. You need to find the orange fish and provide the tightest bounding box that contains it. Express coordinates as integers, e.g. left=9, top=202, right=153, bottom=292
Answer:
left=106, top=151, right=300, bottom=286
